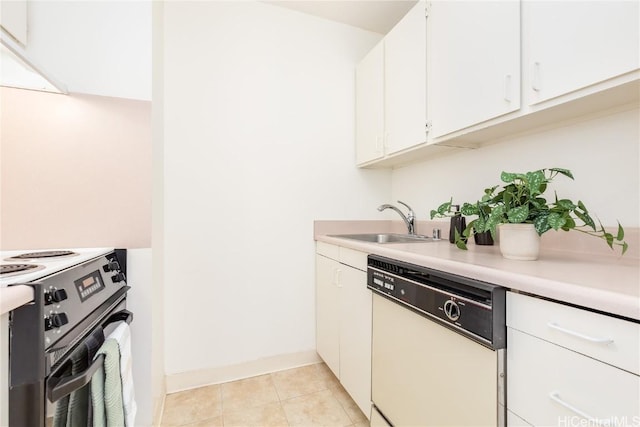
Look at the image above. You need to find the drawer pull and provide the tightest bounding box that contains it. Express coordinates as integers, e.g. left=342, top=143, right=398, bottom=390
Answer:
left=549, top=391, right=600, bottom=424
left=547, top=322, right=614, bottom=344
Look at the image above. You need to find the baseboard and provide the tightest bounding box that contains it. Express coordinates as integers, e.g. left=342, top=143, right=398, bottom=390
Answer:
left=165, top=350, right=322, bottom=394
left=152, top=377, right=166, bottom=426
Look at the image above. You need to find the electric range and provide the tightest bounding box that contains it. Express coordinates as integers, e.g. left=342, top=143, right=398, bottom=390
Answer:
left=0, top=247, right=131, bottom=426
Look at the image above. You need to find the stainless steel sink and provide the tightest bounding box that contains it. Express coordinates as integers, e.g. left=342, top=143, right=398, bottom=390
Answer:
left=328, top=233, right=433, bottom=243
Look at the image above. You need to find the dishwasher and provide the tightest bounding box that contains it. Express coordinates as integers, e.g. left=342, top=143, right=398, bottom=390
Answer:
left=367, top=255, right=506, bottom=426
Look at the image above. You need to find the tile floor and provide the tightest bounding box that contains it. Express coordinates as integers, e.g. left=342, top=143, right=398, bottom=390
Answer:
left=161, top=363, right=370, bottom=427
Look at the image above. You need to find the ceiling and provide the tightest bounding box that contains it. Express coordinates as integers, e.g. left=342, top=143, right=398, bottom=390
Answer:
left=263, top=1, right=418, bottom=34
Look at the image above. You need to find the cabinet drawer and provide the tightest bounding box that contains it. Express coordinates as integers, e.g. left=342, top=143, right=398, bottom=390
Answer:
left=339, top=247, right=367, bottom=271
left=316, top=241, right=340, bottom=260
left=507, top=328, right=639, bottom=426
left=507, top=292, right=640, bottom=374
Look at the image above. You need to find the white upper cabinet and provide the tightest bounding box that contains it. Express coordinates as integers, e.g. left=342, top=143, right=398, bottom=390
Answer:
left=1, top=0, right=27, bottom=45
left=355, top=41, right=385, bottom=165
left=354, top=0, right=639, bottom=167
left=428, top=1, right=520, bottom=138
left=525, top=0, right=640, bottom=105
left=384, top=0, right=427, bottom=154
left=355, top=0, right=428, bottom=166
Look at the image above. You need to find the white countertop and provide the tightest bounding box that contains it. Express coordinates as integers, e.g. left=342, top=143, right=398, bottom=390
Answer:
left=0, top=285, right=33, bottom=315
left=316, top=233, right=640, bottom=321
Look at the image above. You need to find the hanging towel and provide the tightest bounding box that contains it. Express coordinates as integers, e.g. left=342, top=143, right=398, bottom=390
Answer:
left=53, top=328, right=105, bottom=427
left=110, top=321, right=137, bottom=427
left=91, top=321, right=137, bottom=427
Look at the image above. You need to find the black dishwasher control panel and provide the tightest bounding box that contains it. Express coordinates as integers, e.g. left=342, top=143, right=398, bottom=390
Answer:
left=367, top=255, right=506, bottom=349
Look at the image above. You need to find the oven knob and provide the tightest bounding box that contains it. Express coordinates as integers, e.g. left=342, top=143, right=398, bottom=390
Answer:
left=44, top=289, right=68, bottom=305
left=45, top=313, right=69, bottom=331
left=111, top=273, right=126, bottom=283
left=443, top=300, right=460, bottom=321
left=103, top=261, right=120, bottom=272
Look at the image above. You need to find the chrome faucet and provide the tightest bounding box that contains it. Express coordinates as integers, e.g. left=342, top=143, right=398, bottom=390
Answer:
left=377, top=200, right=416, bottom=235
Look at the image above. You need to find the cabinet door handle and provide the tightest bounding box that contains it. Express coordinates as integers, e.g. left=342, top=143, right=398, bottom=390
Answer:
left=503, top=74, right=512, bottom=102
left=531, top=62, right=541, bottom=92
left=547, top=322, right=614, bottom=344
left=549, top=391, right=599, bottom=424
left=333, top=269, right=342, bottom=287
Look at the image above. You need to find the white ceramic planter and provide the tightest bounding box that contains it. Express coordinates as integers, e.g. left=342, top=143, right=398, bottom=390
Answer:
left=498, top=223, right=540, bottom=260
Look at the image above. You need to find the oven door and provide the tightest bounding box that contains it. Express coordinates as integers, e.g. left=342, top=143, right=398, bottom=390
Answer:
left=9, top=287, right=131, bottom=427
left=45, top=298, right=131, bottom=427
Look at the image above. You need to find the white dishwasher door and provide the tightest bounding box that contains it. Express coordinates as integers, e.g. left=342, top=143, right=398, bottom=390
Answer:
left=372, top=293, right=503, bottom=426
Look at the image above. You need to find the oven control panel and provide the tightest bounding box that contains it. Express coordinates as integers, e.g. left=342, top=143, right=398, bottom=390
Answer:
left=40, top=252, right=127, bottom=349
left=74, top=270, right=106, bottom=302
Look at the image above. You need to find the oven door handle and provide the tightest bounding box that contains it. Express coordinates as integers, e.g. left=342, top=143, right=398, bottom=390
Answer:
left=47, top=309, right=133, bottom=402
left=47, top=354, right=105, bottom=402
left=102, top=309, right=133, bottom=327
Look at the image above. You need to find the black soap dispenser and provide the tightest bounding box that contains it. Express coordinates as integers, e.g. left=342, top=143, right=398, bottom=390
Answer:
left=449, top=204, right=467, bottom=244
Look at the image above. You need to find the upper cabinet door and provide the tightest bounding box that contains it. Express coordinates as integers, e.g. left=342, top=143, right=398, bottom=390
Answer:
left=428, top=0, right=521, bottom=139
left=384, top=0, right=427, bottom=155
left=355, top=41, right=385, bottom=165
left=526, top=0, right=640, bottom=105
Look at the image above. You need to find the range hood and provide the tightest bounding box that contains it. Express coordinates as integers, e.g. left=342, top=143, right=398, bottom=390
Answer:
left=0, top=29, right=67, bottom=94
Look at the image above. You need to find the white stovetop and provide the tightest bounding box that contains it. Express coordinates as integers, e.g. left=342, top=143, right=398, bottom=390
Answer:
left=0, top=247, right=114, bottom=288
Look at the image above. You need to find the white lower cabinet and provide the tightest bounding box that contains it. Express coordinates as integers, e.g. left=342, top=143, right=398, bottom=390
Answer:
left=315, top=242, right=371, bottom=419
left=507, top=292, right=640, bottom=426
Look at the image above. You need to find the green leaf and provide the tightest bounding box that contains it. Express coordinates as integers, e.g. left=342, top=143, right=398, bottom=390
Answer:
left=438, top=201, right=452, bottom=214
left=431, top=200, right=452, bottom=219
left=502, top=191, right=513, bottom=208
left=604, top=233, right=614, bottom=249
left=550, top=168, right=574, bottom=180
left=532, top=197, right=548, bottom=209
left=462, top=223, right=472, bottom=238
left=507, top=205, right=529, bottom=223
left=556, top=199, right=577, bottom=210
left=455, top=239, right=468, bottom=250
left=547, top=212, right=567, bottom=230
left=563, top=216, right=576, bottom=229
left=577, top=200, right=588, bottom=213
left=484, top=185, right=498, bottom=196
left=454, top=228, right=468, bottom=250
left=500, top=171, right=517, bottom=183
left=460, top=203, right=478, bottom=216
left=526, top=170, right=545, bottom=195
left=539, top=182, right=547, bottom=194
left=622, top=242, right=629, bottom=255
left=534, top=214, right=551, bottom=235
left=617, top=223, right=625, bottom=241
left=574, top=210, right=596, bottom=230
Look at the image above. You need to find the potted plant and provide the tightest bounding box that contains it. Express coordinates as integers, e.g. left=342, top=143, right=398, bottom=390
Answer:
left=432, top=168, right=628, bottom=260
left=430, top=189, right=496, bottom=249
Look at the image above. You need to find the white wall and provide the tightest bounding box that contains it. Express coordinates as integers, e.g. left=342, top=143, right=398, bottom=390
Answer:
left=26, top=1, right=151, bottom=100
left=151, top=0, right=166, bottom=421
left=0, top=88, right=152, bottom=250
left=391, top=106, right=640, bottom=229
left=161, top=2, right=390, bottom=376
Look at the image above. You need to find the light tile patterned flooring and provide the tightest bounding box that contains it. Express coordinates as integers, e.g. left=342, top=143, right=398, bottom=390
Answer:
left=161, top=363, right=370, bottom=427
